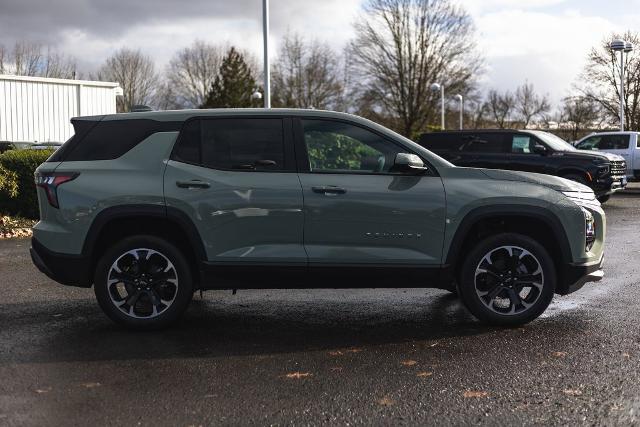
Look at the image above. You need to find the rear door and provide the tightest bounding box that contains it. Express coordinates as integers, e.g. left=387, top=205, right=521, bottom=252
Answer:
left=294, top=117, right=446, bottom=284
left=163, top=116, right=306, bottom=284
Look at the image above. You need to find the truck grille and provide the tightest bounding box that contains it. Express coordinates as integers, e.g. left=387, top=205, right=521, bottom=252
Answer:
left=610, top=160, right=626, bottom=177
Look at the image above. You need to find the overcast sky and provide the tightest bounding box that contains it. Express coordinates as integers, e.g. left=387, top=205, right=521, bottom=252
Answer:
left=0, top=0, right=637, bottom=107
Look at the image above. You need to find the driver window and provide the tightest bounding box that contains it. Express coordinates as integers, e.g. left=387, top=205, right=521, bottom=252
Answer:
left=301, top=119, right=403, bottom=173
left=511, top=135, right=532, bottom=153
left=576, top=136, right=601, bottom=150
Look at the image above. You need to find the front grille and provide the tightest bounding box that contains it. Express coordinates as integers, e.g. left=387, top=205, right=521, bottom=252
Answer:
left=610, top=160, right=626, bottom=177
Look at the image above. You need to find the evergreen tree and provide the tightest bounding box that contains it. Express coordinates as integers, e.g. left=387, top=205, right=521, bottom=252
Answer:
left=201, top=47, right=257, bottom=108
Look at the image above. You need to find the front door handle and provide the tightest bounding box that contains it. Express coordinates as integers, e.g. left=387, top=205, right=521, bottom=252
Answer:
left=176, top=180, right=210, bottom=189
left=312, top=186, right=346, bottom=195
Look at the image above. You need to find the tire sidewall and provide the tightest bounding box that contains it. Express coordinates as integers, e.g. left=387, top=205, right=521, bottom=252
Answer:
left=458, top=233, right=556, bottom=326
left=94, top=235, right=193, bottom=330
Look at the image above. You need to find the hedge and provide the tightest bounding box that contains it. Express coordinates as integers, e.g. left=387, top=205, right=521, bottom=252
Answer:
left=0, top=149, right=54, bottom=219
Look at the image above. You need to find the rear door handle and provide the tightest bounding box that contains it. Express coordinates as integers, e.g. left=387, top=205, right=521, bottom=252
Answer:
left=312, top=186, right=346, bottom=195
left=176, top=180, right=210, bottom=189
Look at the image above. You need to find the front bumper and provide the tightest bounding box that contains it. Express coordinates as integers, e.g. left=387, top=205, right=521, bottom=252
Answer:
left=30, top=237, right=93, bottom=288
left=557, top=253, right=604, bottom=295
left=594, top=175, right=627, bottom=196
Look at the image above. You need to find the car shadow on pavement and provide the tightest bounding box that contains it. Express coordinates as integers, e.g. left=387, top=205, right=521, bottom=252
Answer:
left=0, top=289, right=589, bottom=365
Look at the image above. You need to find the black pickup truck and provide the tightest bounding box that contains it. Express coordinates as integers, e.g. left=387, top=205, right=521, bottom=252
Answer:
left=418, top=129, right=627, bottom=203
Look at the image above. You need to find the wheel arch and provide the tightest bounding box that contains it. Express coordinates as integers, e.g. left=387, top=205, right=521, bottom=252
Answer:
left=444, top=205, right=572, bottom=286
left=558, top=168, right=591, bottom=182
left=82, top=205, right=206, bottom=288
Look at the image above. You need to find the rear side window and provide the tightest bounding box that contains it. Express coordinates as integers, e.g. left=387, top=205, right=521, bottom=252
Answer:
left=172, top=118, right=285, bottom=171
left=462, top=134, right=508, bottom=153
left=418, top=133, right=461, bottom=151
left=63, top=119, right=182, bottom=161
left=602, top=135, right=630, bottom=149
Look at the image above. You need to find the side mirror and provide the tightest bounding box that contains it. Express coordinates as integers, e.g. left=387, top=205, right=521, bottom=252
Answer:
left=532, top=144, right=547, bottom=155
left=393, top=153, right=427, bottom=173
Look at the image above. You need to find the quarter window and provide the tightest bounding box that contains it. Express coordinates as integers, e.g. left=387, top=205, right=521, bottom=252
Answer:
left=301, top=119, right=403, bottom=173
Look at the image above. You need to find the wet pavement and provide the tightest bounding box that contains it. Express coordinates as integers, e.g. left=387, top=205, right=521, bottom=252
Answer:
left=1, top=188, right=640, bottom=426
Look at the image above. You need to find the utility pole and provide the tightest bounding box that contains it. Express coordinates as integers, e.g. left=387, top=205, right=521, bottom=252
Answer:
left=262, top=0, right=271, bottom=108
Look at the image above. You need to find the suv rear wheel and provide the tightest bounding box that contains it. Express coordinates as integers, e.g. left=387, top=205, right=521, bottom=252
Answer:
left=94, top=235, right=193, bottom=330
left=458, top=233, right=556, bottom=326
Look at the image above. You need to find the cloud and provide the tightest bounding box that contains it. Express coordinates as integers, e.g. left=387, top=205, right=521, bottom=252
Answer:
left=472, top=8, right=615, bottom=104
left=0, top=0, right=627, bottom=108
left=0, top=0, right=362, bottom=73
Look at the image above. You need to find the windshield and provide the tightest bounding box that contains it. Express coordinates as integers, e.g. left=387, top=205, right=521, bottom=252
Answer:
left=529, top=130, right=576, bottom=152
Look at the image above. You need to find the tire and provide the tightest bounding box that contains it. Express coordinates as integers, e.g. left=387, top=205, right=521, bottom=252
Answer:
left=94, top=235, right=193, bottom=330
left=597, top=195, right=611, bottom=203
left=457, top=233, right=556, bottom=326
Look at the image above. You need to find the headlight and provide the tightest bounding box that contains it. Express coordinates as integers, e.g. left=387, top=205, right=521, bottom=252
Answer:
left=582, top=207, right=596, bottom=251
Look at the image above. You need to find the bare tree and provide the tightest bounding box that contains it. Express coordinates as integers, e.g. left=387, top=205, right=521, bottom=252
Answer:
left=164, top=40, right=225, bottom=108
left=0, top=45, right=6, bottom=74
left=580, top=31, right=640, bottom=131
left=0, top=42, right=77, bottom=78
left=349, top=0, right=482, bottom=137
left=272, top=33, right=344, bottom=110
left=514, top=81, right=550, bottom=128
left=485, top=89, right=515, bottom=129
left=560, top=96, right=603, bottom=141
left=96, top=48, right=158, bottom=112
left=12, top=41, right=42, bottom=76
left=42, top=48, right=77, bottom=79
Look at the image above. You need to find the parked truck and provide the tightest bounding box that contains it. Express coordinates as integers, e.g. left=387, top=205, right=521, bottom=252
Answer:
left=574, top=131, right=640, bottom=180
left=0, top=74, right=122, bottom=147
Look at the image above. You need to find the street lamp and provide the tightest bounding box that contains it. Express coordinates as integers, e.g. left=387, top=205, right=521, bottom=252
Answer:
left=430, top=83, right=445, bottom=130
left=262, top=0, right=271, bottom=108
left=610, top=39, right=633, bottom=131
left=454, top=94, right=463, bottom=130
left=251, top=90, right=262, bottom=107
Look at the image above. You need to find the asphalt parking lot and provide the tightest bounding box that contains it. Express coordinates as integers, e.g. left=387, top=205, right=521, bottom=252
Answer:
left=2, top=186, right=640, bottom=426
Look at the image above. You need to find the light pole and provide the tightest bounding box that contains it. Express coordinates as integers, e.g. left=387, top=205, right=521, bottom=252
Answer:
left=430, top=83, right=445, bottom=130
left=454, top=94, right=463, bottom=130
left=262, top=0, right=271, bottom=108
left=610, top=39, right=634, bottom=131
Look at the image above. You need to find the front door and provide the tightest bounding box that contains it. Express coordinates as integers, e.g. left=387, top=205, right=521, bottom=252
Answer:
left=164, top=116, right=306, bottom=286
left=505, top=133, right=551, bottom=174
left=294, top=118, right=446, bottom=285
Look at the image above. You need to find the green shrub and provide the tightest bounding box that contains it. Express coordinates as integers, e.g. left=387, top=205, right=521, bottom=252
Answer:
left=0, top=150, right=53, bottom=219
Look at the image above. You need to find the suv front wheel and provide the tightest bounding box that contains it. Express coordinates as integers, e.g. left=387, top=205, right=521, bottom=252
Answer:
left=94, top=235, right=193, bottom=329
left=458, top=233, right=556, bottom=326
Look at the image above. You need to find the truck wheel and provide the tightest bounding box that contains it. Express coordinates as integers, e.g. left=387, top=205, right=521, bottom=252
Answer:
left=458, top=233, right=556, bottom=326
left=94, top=235, right=193, bottom=330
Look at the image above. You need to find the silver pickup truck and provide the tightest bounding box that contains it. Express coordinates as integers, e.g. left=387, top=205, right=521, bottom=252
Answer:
left=575, top=132, right=640, bottom=180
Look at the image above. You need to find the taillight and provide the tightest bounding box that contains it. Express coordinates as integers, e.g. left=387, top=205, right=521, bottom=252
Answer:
left=35, top=172, right=79, bottom=208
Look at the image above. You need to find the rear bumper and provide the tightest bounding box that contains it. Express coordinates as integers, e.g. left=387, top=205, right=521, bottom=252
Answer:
left=557, top=254, right=604, bottom=295
left=30, top=237, right=92, bottom=288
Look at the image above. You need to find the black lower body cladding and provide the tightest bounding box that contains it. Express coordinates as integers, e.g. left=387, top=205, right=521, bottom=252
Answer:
left=30, top=237, right=92, bottom=288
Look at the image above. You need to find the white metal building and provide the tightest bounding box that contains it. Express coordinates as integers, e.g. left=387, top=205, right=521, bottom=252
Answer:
left=0, top=74, right=123, bottom=143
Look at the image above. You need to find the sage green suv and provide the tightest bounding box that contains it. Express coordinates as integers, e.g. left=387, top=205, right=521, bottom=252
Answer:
left=30, top=109, right=605, bottom=329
